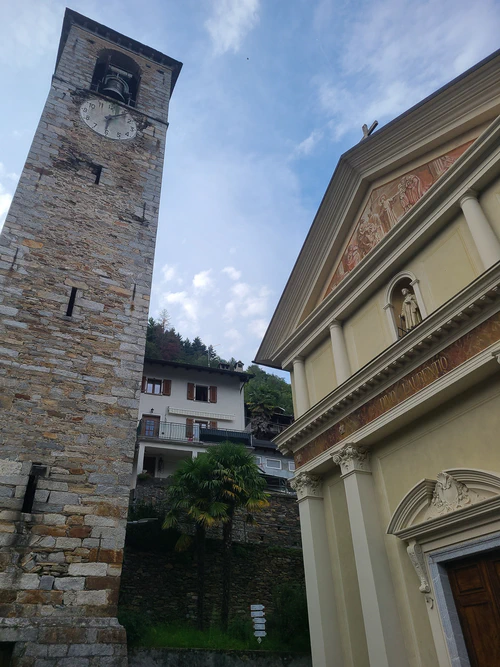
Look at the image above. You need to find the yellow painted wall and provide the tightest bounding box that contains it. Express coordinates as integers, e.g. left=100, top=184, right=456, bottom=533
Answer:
left=322, top=376, right=500, bottom=667
left=344, top=289, right=392, bottom=372
left=372, top=375, right=500, bottom=666
left=323, top=473, right=370, bottom=667
left=406, top=213, right=481, bottom=313
left=304, top=338, right=337, bottom=406
left=479, top=174, right=500, bottom=244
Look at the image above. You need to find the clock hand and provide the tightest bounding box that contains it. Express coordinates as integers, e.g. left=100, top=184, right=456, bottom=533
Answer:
left=104, top=113, right=127, bottom=120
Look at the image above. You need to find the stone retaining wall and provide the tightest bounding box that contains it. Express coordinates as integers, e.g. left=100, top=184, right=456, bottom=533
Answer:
left=120, top=542, right=305, bottom=624
left=129, top=648, right=311, bottom=667
left=134, top=483, right=302, bottom=549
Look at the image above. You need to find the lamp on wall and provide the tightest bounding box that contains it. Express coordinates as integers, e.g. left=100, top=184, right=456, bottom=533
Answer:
left=150, top=409, right=154, bottom=414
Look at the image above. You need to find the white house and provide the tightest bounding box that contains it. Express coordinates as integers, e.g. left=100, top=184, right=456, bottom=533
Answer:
left=132, top=358, right=252, bottom=485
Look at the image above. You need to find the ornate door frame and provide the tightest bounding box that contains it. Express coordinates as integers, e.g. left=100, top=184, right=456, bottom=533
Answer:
left=388, top=469, right=500, bottom=667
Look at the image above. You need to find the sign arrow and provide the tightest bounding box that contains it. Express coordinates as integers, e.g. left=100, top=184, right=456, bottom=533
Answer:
left=254, top=631, right=267, bottom=637
left=250, top=604, right=265, bottom=611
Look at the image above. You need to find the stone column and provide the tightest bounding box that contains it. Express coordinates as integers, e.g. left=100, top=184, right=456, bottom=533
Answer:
left=329, top=320, right=351, bottom=385
left=291, top=472, right=345, bottom=667
left=292, top=357, right=310, bottom=417
left=134, top=443, right=146, bottom=486
left=332, top=444, right=409, bottom=667
left=459, top=191, right=500, bottom=269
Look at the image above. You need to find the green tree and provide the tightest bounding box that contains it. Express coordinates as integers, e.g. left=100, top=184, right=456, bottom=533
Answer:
left=207, top=442, right=269, bottom=630
left=162, top=456, right=227, bottom=630
left=245, top=365, right=293, bottom=437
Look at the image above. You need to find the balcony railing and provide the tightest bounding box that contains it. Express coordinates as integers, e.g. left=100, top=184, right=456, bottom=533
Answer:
left=137, top=420, right=251, bottom=446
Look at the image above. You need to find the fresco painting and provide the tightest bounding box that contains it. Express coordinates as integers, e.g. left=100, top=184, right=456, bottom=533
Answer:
left=323, top=140, right=475, bottom=298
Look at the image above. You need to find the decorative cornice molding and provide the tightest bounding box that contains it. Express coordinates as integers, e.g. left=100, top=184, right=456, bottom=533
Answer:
left=290, top=472, right=323, bottom=501
left=331, top=444, right=370, bottom=476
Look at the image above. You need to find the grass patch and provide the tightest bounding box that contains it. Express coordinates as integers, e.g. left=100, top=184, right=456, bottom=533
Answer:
left=120, top=611, right=310, bottom=653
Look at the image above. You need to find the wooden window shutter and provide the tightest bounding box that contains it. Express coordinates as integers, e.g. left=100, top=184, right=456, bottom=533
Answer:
left=186, top=418, right=194, bottom=439
left=187, top=383, right=195, bottom=400
left=209, top=421, right=217, bottom=429
left=209, top=386, right=217, bottom=403
left=141, top=376, right=146, bottom=392
left=162, top=379, right=171, bottom=396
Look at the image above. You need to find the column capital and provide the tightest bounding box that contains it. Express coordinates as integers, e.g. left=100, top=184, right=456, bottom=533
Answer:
left=458, top=189, right=479, bottom=207
left=291, top=472, right=323, bottom=501
left=332, top=443, right=370, bottom=476
left=292, top=356, right=305, bottom=365
left=329, top=319, right=342, bottom=329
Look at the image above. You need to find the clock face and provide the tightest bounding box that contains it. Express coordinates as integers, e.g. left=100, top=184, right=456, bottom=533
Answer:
left=79, top=98, right=137, bottom=140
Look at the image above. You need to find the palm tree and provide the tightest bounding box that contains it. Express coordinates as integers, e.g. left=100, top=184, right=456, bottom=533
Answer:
left=162, top=456, right=227, bottom=630
left=207, top=442, right=269, bottom=631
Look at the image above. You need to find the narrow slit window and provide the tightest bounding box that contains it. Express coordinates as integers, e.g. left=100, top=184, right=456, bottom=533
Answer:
left=22, top=464, right=46, bottom=513
left=93, top=165, right=103, bottom=184
left=66, top=287, right=77, bottom=316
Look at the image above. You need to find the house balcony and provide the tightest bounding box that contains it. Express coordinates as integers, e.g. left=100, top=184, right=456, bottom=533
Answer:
left=137, top=419, right=252, bottom=446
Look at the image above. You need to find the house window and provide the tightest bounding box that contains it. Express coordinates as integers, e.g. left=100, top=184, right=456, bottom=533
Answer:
left=195, top=420, right=209, bottom=429
left=255, top=456, right=262, bottom=465
left=266, top=458, right=282, bottom=470
left=187, top=383, right=217, bottom=403
left=288, top=461, right=296, bottom=471
left=146, top=379, right=162, bottom=394
left=195, top=385, right=208, bottom=402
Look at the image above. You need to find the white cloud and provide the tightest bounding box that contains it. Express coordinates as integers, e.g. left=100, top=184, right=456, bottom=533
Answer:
left=192, top=269, right=214, bottom=292
left=294, top=129, right=324, bottom=158
left=224, top=282, right=271, bottom=321
left=161, top=264, right=176, bottom=282
left=307, top=0, right=500, bottom=146
left=224, top=327, right=244, bottom=353
left=205, top=0, right=260, bottom=55
left=248, top=318, right=268, bottom=339
left=161, top=291, right=198, bottom=323
left=0, top=1, right=60, bottom=67
left=222, top=266, right=241, bottom=281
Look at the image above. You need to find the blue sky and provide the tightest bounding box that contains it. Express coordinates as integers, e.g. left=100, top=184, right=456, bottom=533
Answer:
left=1, top=0, right=500, bottom=370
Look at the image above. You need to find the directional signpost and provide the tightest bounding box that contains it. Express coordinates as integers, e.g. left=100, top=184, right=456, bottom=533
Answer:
left=250, top=604, right=266, bottom=643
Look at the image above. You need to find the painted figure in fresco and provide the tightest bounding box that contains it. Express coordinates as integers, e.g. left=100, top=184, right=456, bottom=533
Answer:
left=345, top=243, right=362, bottom=271
left=405, top=174, right=424, bottom=206
left=400, top=288, right=422, bottom=330
left=397, top=179, right=411, bottom=212
left=433, top=153, right=456, bottom=177
left=379, top=193, right=399, bottom=228
left=357, top=211, right=384, bottom=257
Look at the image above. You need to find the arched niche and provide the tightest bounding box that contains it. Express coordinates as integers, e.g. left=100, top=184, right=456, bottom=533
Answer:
left=384, top=271, right=427, bottom=341
left=91, top=49, right=141, bottom=107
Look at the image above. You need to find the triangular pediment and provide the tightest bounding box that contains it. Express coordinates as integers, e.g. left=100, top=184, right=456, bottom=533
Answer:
left=254, top=49, right=500, bottom=369
left=320, top=140, right=475, bottom=300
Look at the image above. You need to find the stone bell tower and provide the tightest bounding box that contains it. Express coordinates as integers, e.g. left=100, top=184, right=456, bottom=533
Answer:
left=0, top=9, right=181, bottom=665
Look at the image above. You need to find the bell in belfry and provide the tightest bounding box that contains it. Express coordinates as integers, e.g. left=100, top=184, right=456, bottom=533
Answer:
left=101, top=72, right=130, bottom=102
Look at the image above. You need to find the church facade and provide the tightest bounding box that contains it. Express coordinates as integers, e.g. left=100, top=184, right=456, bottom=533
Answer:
left=0, top=10, right=181, bottom=665
left=256, top=51, right=500, bottom=667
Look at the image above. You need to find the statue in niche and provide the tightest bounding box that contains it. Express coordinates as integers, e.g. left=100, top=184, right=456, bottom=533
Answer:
left=400, top=288, right=422, bottom=330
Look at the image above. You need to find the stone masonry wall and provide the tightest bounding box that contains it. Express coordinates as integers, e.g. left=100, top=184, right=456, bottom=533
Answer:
left=134, top=482, right=302, bottom=548
left=120, top=542, right=305, bottom=626
left=0, top=12, right=178, bottom=666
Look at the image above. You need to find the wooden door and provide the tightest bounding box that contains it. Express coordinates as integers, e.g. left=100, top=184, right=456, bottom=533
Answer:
left=447, top=549, right=500, bottom=667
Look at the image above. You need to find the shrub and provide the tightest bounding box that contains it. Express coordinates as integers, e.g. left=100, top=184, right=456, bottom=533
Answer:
left=267, top=582, right=310, bottom=651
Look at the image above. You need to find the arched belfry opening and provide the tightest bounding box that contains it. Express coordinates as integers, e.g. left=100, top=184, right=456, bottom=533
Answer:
left=384, top=272, right=427, bottom=341
left=91, top=49, right=141, bottom=106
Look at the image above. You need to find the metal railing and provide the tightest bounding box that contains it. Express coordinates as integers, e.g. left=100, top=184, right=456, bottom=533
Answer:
left=137, top=420, right=252, bottom=445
